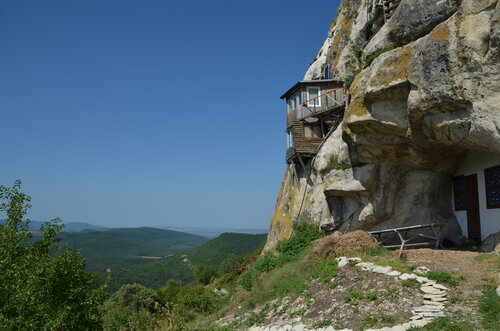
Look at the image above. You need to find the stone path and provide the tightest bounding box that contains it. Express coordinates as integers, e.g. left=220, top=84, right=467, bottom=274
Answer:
left=249, top=256, right=449, bottom=331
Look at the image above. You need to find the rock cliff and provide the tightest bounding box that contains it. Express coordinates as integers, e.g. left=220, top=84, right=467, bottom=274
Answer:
left=265, top=0, right=500, bottom=250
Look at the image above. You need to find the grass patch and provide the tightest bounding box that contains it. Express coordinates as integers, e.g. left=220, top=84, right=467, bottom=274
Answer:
left=479, top=285, right=499, bottom=330
left=362, top=245, right=392, bottom=257
left=409, top=317, right=475, bottom=330
left=402, top=279, right=418, bottom=287
left=425, top=271, right=461, bottom=287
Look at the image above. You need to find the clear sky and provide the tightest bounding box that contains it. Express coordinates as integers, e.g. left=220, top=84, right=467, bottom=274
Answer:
left=0, top=0, right=341, bottom=229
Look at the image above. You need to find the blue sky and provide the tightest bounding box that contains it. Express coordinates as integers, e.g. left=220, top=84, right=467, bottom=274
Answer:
left=0, top=0, right=341, bottom=229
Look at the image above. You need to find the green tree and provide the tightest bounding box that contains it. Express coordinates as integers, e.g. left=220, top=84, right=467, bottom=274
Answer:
left=0, top=180, right=103, bottom=330
left=102, top=283, right=158, bottom=330
left=194, top=264, right=218, bottom=285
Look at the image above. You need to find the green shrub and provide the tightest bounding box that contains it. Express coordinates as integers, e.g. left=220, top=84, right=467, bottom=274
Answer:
left=275, top=221, right=322, bottom=261
left=194, top=264, right=218, bottom=285
left=253, top=253, right=282, bottom=273
left=0, top=181, right=104, bottom=330
left=220, top=254, right=244, bottom=275
left=175, top=284, right=217, bottom=314
left=402, top=279, right=418, bottom=287
left=102, top=283, right=158, bottom=330
left=239, top=271, right=257, bottom=291
left=157, top=279, right=182, bottom=303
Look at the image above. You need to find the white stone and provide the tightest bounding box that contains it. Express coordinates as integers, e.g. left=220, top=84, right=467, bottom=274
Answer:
left=416, top=276, right=429, bottom=283
left=338, top=257, right=349, bottom=268
left=391, top=325, right=406, bottom=331
left=432, top=284, right=448, bottom=290
left=496, top=285, right=500, bottom=297
left=372, top=266, right=393, bottom=274
left=356, top=262, right=376, bottom=271
left=423, top=300, right=445, bottom=306
left=399, top=273, right=418, bottom=280
left=420, top=286, right=445, bottom=295
left=423, top=292, right=446, bottom=299
left=388, top=270, right=402, bottom=276
left=348, top=257, right=362, bottom=262
left=415, top=266, right=431, bottom=274
left=430, top=297, right=447, bottom=302
left=409, top=320, right=431, bottom=327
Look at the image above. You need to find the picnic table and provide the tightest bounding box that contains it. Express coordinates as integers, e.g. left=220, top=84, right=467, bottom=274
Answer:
left=368, top=223, right=443, bottom=250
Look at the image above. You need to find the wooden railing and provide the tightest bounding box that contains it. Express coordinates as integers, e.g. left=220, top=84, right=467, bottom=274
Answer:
left=286, top=89, right=345, bottom=128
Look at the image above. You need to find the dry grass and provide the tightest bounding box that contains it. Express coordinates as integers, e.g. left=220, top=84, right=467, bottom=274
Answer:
left=313, top=231, right=377, bottom=257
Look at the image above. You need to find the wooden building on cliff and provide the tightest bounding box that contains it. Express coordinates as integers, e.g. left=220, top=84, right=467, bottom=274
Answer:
left=281, top=79, right=345, bottom=167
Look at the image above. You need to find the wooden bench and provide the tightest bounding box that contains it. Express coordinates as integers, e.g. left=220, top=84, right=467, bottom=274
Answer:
left=368, top=224, right=443, bottom=250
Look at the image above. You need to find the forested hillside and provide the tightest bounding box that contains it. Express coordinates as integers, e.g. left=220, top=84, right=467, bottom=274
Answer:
left=106, top=233, right=267, bottom=292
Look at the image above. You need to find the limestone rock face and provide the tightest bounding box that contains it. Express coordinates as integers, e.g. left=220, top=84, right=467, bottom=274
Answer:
left=265, top=0, right=500, bottom=249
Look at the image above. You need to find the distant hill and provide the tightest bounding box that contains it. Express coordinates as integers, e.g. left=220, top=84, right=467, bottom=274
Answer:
left=0, top=219, right=105, bottom=231
left=62, top=222, right=105, bottom=231
left=161, top=227, right=268, bottom=238
left=107, top=232, right=268, bottom=292
left=56, top=227, right=208, bottom=272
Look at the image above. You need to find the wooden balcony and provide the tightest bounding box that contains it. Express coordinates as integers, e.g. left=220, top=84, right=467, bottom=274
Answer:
left=286, top=88, right=344, bottom=129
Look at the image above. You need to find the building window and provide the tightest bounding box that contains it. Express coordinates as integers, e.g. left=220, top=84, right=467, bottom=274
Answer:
left=453, top=176, right=466, bottom=211
left=307, top=87, right=321, bottom=107
left=286, top=131, right=294, bottom=148
left=485, top=164, right=500, bottom=209
left=304, top=125, right=322, bottom=139
left=295, top=93, right=301, bottom=109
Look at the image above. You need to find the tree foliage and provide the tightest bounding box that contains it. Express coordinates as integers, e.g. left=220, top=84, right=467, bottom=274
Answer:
left=0, top=180, right=103, bottom=330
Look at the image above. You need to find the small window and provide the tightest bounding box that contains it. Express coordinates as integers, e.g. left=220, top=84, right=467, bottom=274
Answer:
left=304, top=125, right=322, bottom=139
left=485, top=164, right=500, bottom=209
left=453, top=176, right=466, bottom=211
left=307, top=87, right=321, bottom=107
left=295, top=93, right=301, bottom=108
left=287, top=131, right=294, bottom=148
left=324, top=64, right=330, bottom=79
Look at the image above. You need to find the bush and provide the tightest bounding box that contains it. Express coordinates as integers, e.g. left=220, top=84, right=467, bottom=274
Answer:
left=253, top=253, right=282, bottom=273
left=276, top=221, right=322, bottom=261
left=157, top=279, right=182, bottom=303
left=240, top=271, right=257, bottom=291
left=194, top=264, right=218, bottom=285
left=175, top=284, right=217, bottom=314
left=0, top=181, right=103, bottom=330
left=102, top=283, right=158, bottom=330
left=220, top=254, right=244, bottom=275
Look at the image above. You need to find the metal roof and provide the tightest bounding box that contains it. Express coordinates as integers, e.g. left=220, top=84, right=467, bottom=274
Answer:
left=280, top=79, right=343, bottom=99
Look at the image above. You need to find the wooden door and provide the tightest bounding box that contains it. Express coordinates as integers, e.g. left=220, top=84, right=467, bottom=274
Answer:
left=464, top=174, right=481, bottom=239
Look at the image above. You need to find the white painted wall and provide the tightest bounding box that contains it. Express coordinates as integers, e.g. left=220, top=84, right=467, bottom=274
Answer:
left=453, top=150, right=500, bottom=240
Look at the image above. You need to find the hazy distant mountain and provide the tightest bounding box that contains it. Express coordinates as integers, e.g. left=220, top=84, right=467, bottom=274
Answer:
left=0, top=219, right=105, bottom=232
left=62, top=222, right=105, bottom=231
left=161, top=226, right=268, bottom=238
